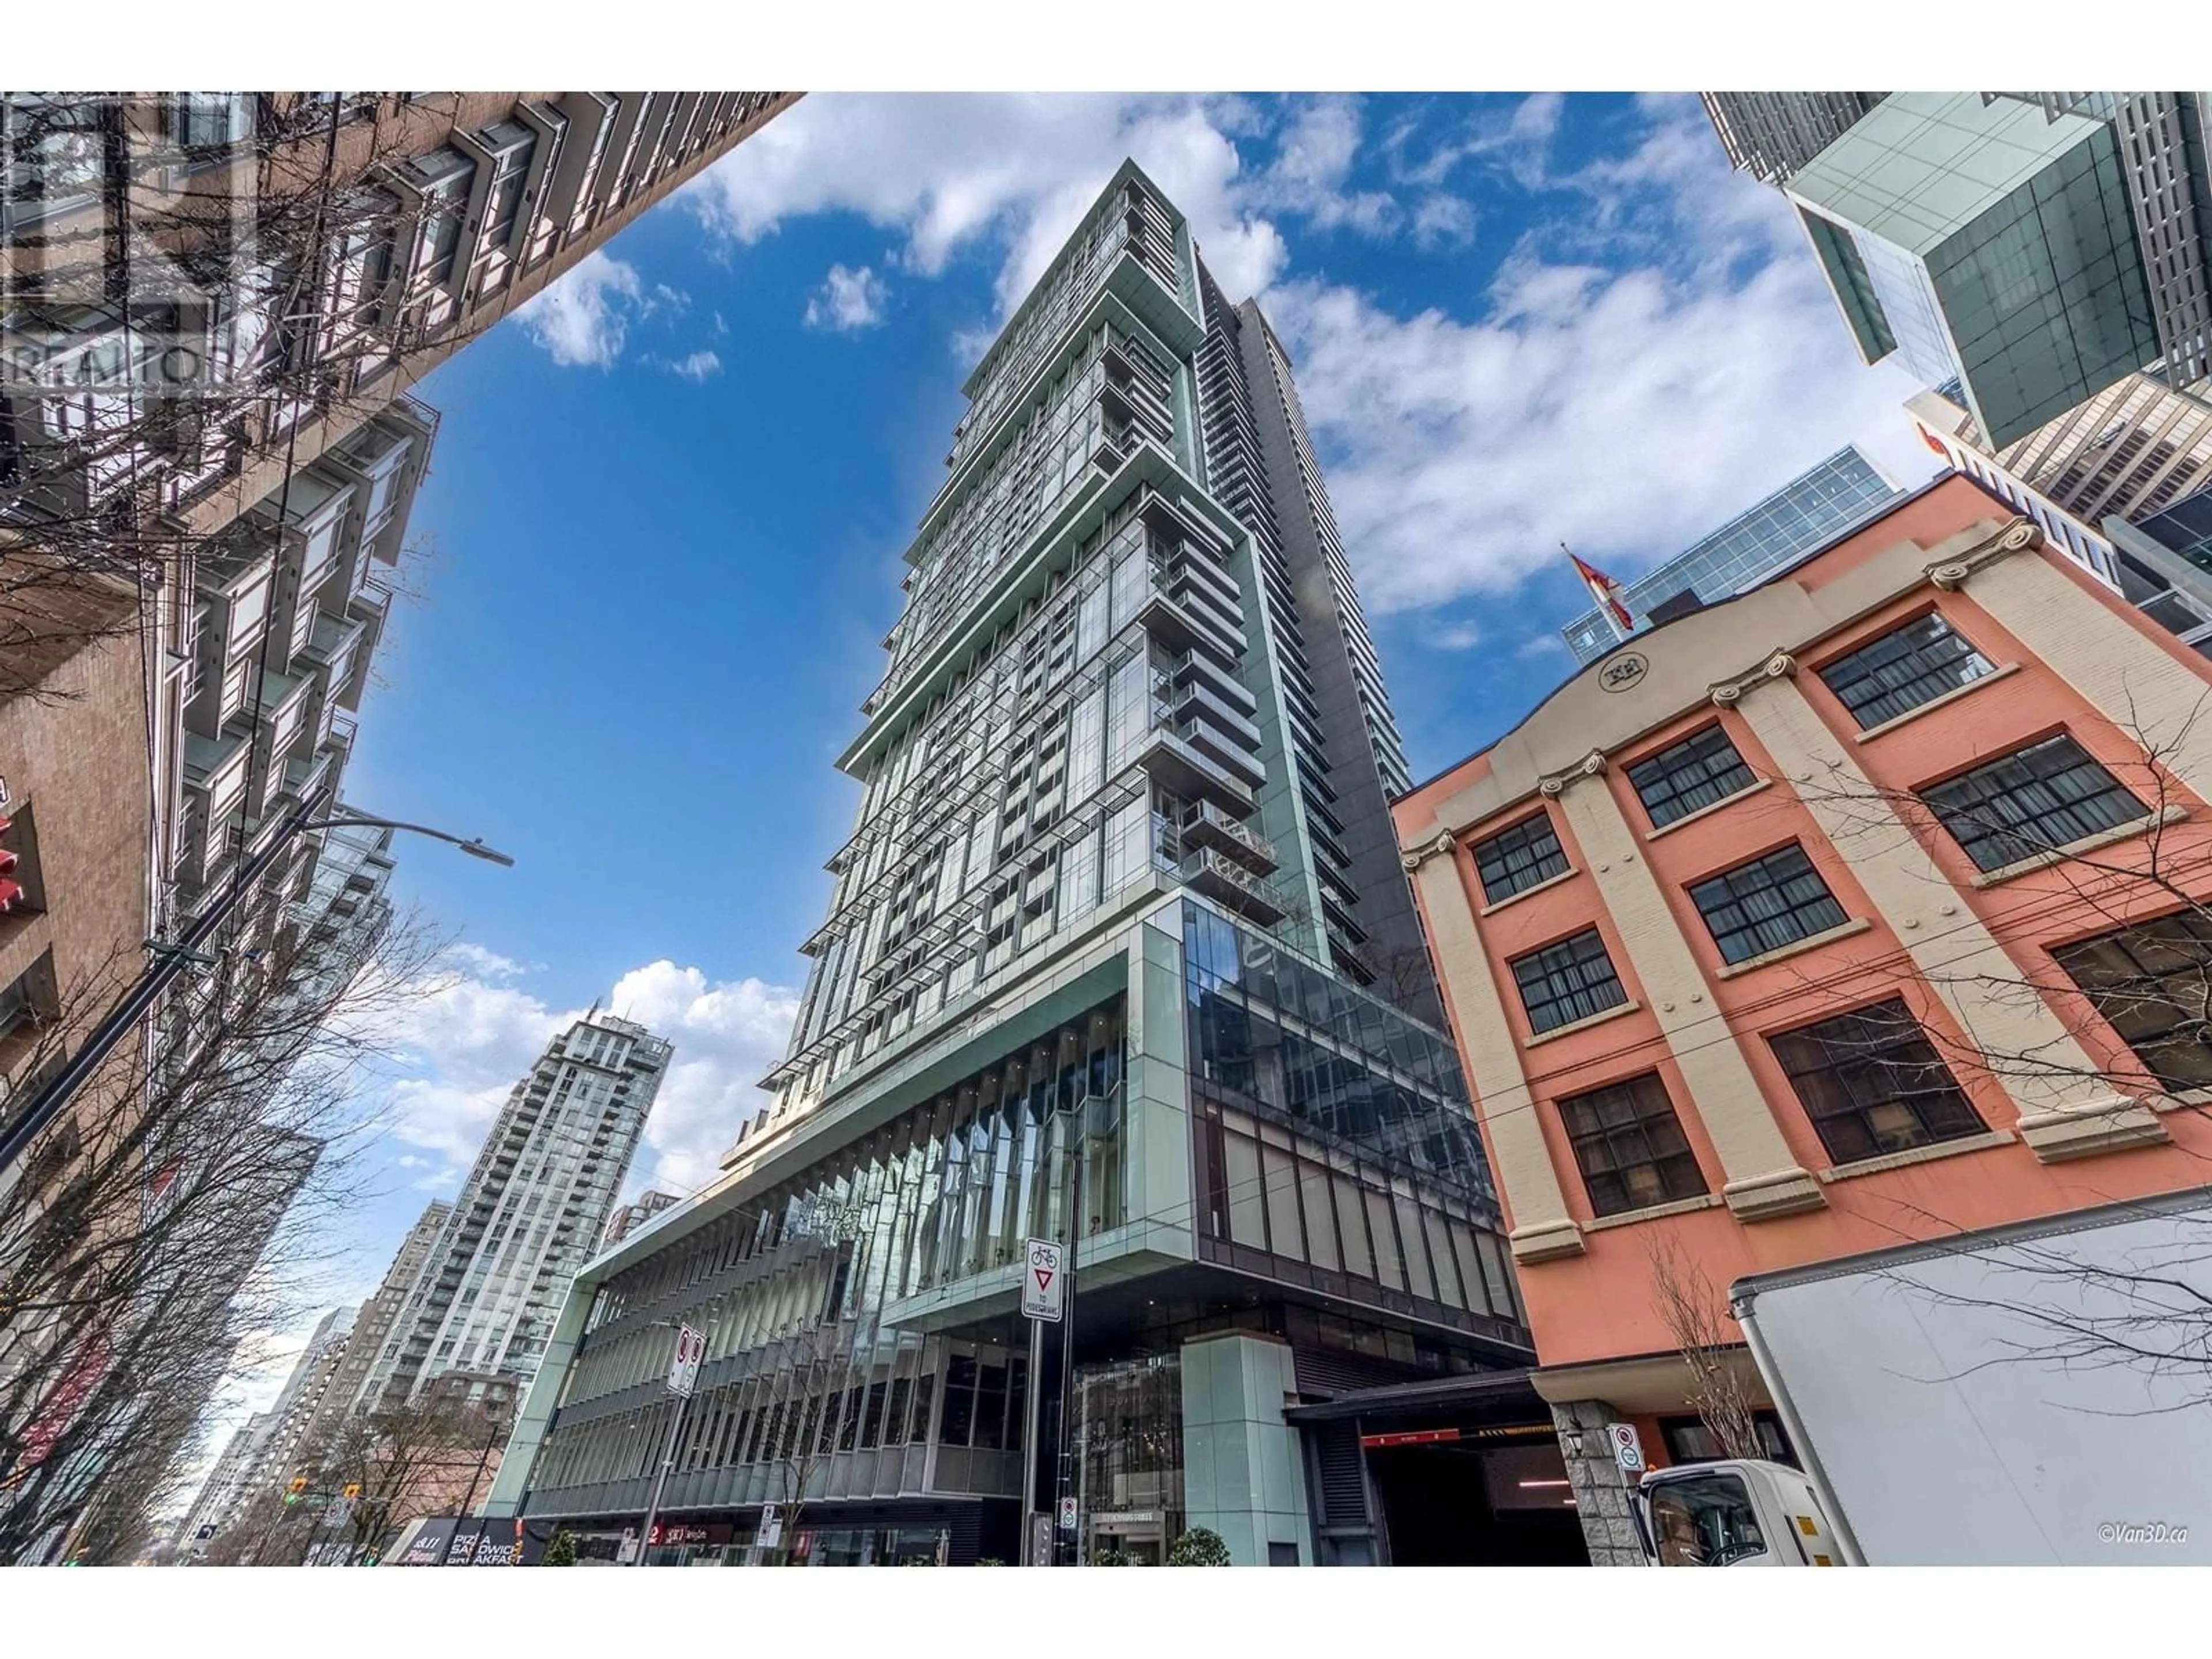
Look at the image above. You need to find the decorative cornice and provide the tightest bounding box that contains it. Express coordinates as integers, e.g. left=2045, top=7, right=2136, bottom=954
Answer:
left=1927, top=516, right=2042, bottom=591
left=1537, top=749, right=1608, bottom=798
left=1709, top=652, right=1797, bottom=708
left=1400, top=830, right=1457, bottom=873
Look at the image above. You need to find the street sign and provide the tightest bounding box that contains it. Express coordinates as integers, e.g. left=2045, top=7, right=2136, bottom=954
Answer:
left=1610, top=1422, right=1645, bottom=1474
left=666, top=1323, right=706, bottom=1397
left=757, top=1505, right=783, bottom=1549
left=1058, top=1495, right=1078, bottom=1532
left=1021, top=1237, right=1064, bottom=1323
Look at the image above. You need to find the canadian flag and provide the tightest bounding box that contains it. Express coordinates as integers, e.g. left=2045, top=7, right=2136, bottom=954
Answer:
left=1568, top=548, right=1634, bottom=632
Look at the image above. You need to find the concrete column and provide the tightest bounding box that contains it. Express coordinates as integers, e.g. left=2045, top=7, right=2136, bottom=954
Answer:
left=1406, top=838, right=1584, bottom=1262
left=1726, top=657, right=2165, bottom=1163
left=1179, top=1331, right=1311, bottom=1565
left=1124, top=915, right=1198, bottom=1255
left=1547, top=769, right=1825, bottom=1221
left=1945, top=525, right=2212, bottom=804
left=1550, top=1400, right=1645, bottom=1567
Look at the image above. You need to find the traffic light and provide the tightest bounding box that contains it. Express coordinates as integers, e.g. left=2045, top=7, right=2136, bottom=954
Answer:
left=343, top=1483, right=362, bottom=1501
left=285, top=1475, right=308, bottom=1505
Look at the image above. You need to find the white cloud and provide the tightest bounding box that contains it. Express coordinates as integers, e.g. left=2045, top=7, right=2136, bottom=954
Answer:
left=1410, top=193, right=1477, bottom=249
left=804, top=264, right=889, bottom=333
left=606, top=961, right=802, bottom=1195
left=512, top=249, right=643, bottom=368
left=363, top=949, right=798, bottom=1206
left=1421, top=616, right=1484, bottom=652
left=685, top=92, right=1289, bottom=322
left=669, top=349, right=724, bottom=381
left=1250, top=96, right=1400, bottom=237
left=1262, top=101, right=1936, bottom=619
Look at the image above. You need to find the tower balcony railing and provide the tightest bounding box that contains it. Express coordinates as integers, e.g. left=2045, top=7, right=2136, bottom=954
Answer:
left=1173, top=847, right=1287, bottom=927
left=1183, top=800, right=1278, bottom=874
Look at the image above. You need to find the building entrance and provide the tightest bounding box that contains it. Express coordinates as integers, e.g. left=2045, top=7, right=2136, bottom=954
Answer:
left=1288, top=1371, right=1588, bottom=1566
left=1364, top=1431, right=1588, bottom=1566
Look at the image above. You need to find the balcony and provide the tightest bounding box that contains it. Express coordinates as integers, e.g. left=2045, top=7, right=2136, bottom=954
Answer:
left=1174, top=713, right=1266, bottom=791
left=1136, top=586, right=1239, bottom=670
left=1132, top=726, right=1254, bottom=814
left=1175, top=679, right=1264, bottom=755
left=1169, top=648, right=1257, bottom=716
left=1183, top=800, right=1278, bottom=873
left=1179, top=848, right=1286, bottom=926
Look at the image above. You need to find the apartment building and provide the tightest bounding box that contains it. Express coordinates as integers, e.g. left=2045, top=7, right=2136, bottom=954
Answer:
left=297, top=1199, right=450, bottom=1452
left=176, top=1412, right=275, bottom=1555
left=1909, top=374, right=2212, bottom=529
left=1395, top=474, right=2212, bottom=1562
left=3, top=93, right=791, bottom=1547
left=231, top=1306, right=355, bottom=1503
left=357, top=1014, right=669, bottom=1414
left=483, top=163, right=1555, bottom=1572
left=0, top=589, right=147, bottom=1122
left=604, top=1190, right=681, bottom=1247
left=1699, top=93, right=1887, bottom=186
left=0, top=88, right=796, bottom=1126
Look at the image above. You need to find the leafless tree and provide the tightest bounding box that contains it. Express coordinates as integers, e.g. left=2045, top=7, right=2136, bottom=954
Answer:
left=1730, top=684, right=2212, bottom=1400
left=1354, top=940, right=1445, bottom=1023
left=1, top=93, right=494, bottom=702
left=755, top=1319, right=859, bottom=1564
left=293, top=1391, right=510, bottom=1566
left=1646, top=1234, right=1766, bottom=1461
left=0, top=900, right=445, bottom=1561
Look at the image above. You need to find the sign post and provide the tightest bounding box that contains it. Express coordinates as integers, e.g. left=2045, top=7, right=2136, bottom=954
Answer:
left=1020, top=1237, right=1065, bottom=1566
left=632, top=1323, right=704, bottom=1569
left=1610, top=1422, right=1645, bottom=1474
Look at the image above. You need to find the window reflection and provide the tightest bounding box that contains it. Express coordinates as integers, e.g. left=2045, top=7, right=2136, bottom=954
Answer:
left=1182, top=903, right=1518, bottom=1335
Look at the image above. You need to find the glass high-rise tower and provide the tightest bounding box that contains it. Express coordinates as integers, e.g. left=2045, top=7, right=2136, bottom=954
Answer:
left=486, top=162, right=1544, bottom=1570
left=358, top=1013, right=670, bottom=1412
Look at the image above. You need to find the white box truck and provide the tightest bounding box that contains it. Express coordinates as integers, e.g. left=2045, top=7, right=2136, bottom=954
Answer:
left=1633, top=1186, right=2212, bottom=1566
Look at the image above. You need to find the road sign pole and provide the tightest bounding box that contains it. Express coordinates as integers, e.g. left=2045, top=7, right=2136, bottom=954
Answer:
left=1053, top=1124, right=1085, bottom=1566
left=1018, top=1231, right=1065, bottom=1566
left=1021, top=1314, right=1045, bottom=1565
left=634, top=1392, right=688, bottom=1569
left=634, top=1323, right=702, bottom=1569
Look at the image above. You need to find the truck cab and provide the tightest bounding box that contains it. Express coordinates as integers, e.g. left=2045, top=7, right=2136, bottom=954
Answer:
left=1633, top=1460, right=1846, bottom=1567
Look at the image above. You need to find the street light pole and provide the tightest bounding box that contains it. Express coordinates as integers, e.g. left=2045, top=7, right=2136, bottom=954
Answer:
left=0, top=790, right=513, bottom=1176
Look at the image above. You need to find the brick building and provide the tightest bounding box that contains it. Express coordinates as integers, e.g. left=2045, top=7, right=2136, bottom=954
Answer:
left=0, top=585, right=150, bottom=1150
left=1395, top=475, right=2212, bottom=1562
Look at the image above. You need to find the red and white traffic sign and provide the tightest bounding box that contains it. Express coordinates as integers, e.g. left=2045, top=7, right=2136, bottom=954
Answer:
left=1021, top=1237, right=1065, bottom=1323
left=1610, top=1422, right=1645, bottom=1473
left=666, top=1323, right=707, bottom=1396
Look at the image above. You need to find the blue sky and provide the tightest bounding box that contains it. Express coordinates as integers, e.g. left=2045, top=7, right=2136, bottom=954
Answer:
left=219, top=89, right=1934, bottom=1435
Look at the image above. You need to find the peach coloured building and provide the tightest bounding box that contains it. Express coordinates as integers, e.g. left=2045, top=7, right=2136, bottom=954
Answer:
left=1393, top=475, right=2212, bottom=1563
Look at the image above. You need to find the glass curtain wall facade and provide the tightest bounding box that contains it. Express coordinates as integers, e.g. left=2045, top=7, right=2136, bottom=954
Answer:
left=1559, top=446, right=1904, bottom=663
left=1783, top=93, right=2170, bottom=448
left=485, top=162, right=1527, bottom=1568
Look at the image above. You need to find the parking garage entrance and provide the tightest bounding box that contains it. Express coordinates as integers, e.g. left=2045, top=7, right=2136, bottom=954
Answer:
left=1289, top=1372, right=1589, bottom=1566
